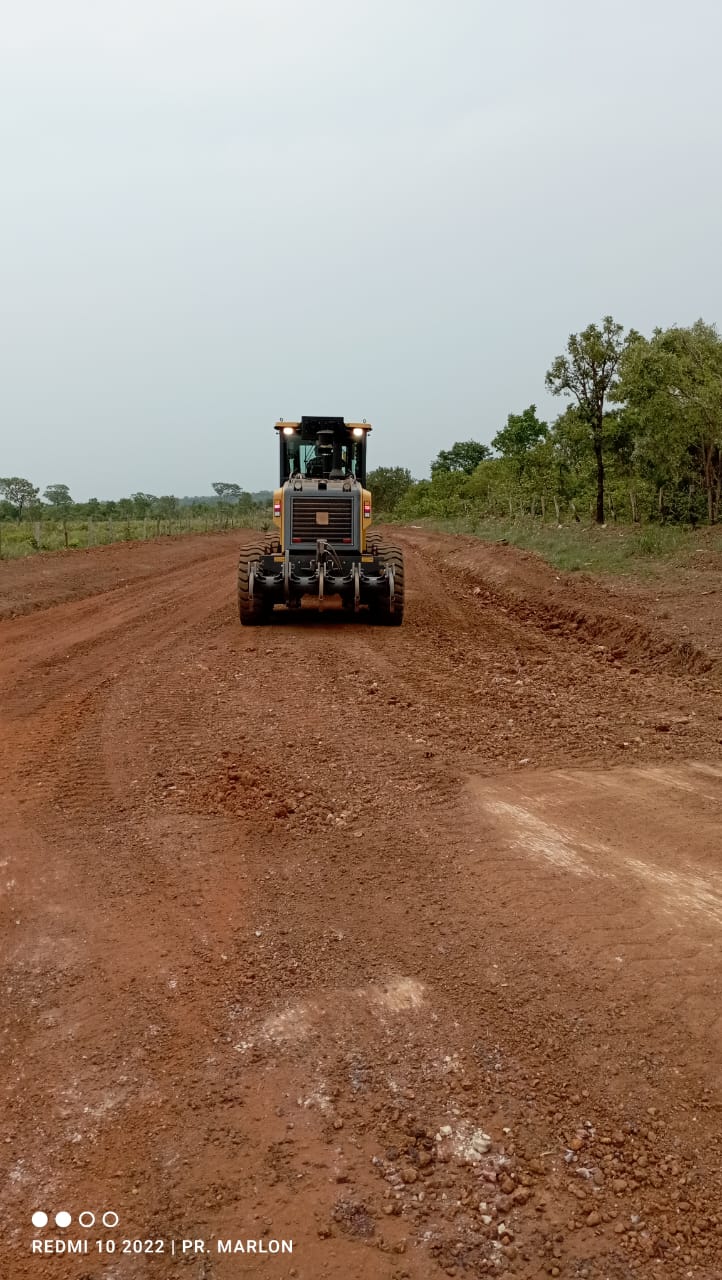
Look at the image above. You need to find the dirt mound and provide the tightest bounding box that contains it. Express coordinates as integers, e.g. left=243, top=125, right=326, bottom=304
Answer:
left=410, top=532, right=720, bottom=678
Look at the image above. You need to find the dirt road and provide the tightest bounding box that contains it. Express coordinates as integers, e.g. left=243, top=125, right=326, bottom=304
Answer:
left=2, top=529, right=722, bottom=1280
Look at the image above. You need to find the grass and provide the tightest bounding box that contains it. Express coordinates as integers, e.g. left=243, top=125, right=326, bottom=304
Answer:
left=392, top=514, right=722, bottom=578
left=5, top=508, right=719, bottom=580
left=0, top=510, right=272, bottom=559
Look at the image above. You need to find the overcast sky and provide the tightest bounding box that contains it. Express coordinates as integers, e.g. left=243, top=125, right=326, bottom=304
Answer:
left=2, top=0, right=721, bottom=500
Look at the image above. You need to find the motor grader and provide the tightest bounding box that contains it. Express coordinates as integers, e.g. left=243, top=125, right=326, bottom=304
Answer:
left=238, top=416, right=405, bottom=625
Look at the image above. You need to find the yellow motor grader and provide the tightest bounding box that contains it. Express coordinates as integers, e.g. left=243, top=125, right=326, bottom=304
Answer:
left=238, top=416, right=404, bottom=625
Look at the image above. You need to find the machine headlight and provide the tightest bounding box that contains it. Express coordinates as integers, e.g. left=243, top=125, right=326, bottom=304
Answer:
left=352, top=427, right=364, bottom=438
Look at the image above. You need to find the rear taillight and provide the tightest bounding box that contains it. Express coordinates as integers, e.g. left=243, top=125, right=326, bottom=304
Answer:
left=363, top=500, right=371, bottom=518
left=273, top=501, right=281, bottom=517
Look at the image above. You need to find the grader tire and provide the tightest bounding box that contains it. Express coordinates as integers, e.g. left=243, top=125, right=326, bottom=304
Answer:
left=238, top=542, right=272, bottom=626
left=373, top=545, right=405, bottom=626
left=368, top=537, right=388, bottom=559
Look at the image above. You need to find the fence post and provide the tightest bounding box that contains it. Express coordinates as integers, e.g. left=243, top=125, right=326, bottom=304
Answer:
left=34, top=521, right=42, bottom=549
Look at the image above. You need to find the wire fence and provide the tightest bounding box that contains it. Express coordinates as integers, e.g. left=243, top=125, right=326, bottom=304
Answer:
left=0, top=508, right=273, bottom=559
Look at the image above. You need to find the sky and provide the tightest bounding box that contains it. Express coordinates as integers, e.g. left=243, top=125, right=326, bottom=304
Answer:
left=2, top=0, right=721, bottom=500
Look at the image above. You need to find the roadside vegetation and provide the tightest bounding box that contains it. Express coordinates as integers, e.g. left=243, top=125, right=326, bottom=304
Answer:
left=367, top=315, right=722, bottom=573
left=371, top=316, right=722, bottom=527
left=397, top=514, right=722, bottom=578
left=3, top=314, right=721, bottom=566
left=0, top=485, right=272, bottom=559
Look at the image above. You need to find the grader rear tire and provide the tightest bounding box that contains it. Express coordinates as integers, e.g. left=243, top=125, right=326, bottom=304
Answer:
left=238, top=542, right=272, bottom=626
left=372, top=544, right=405, bottom=626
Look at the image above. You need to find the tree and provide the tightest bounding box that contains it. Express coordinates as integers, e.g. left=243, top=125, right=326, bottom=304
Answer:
left=492, top=405, right=547, bottom=457
left=546, top=404, right=638, bottom=519
left=212, top=482, right=243, bottom=502
left=492, top=406, right=548, bottom=478
left=131, top=492, right=157, bottom=517
left=0, top=476, right=40, bottom=519
left=548, top=408, right=592, bottom=502
left=43, top=483, right=73, bottom=508
left=431, top=440, right=491, bottom=476
left=617, top=320, right=722, bottom=523
left=367, top=466, right=414, bottom=512
left=546, top=317, right=635, bottom=523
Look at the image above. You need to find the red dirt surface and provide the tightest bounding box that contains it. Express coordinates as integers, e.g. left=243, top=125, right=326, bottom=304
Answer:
left=0, top=532, right=239, bottom=621
left=2, top=528, right=722, bottom=1280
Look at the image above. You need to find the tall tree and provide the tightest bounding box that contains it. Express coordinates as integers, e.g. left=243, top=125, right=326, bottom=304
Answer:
left=546, top=317, right=634, bottom=523
left=431, top=440, right=491, bottom=476
left=0, top=476, right=39, bottom=519
left=212, top=482, right=243, bottom=502
left=44, top=483, right=73, bottom=508
left=617, top=320, right=722, bottom=524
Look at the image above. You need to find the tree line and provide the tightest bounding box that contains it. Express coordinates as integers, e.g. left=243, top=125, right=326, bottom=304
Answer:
left=369, top=316, right=722, bottom=526
left=4, top=316, right=721, bottom=533
left=0, top=481, right=271, bottom=523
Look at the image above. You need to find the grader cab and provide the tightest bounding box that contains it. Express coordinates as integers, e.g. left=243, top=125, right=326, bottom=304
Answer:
left=238, top=416, right=404, bottom=625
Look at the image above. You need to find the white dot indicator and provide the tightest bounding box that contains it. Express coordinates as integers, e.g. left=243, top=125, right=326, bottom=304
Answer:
left=32, top=1211, right=48, bottom=1229
left=55, top=1211, right=72, bottom=1229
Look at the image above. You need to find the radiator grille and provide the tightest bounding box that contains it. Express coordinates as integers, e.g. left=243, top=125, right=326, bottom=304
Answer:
left=290, top=495, right=354, bottom=545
